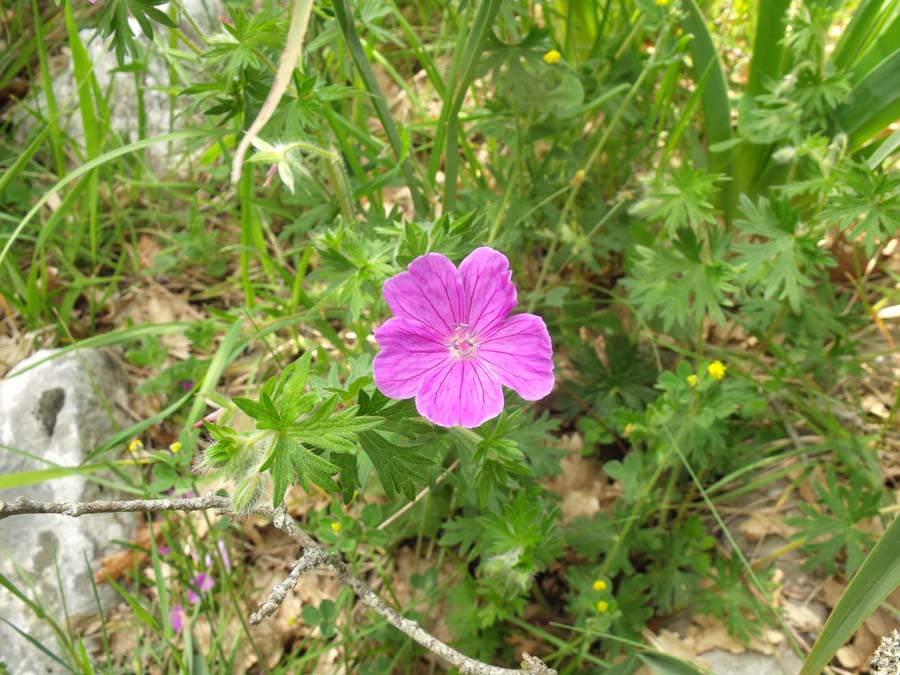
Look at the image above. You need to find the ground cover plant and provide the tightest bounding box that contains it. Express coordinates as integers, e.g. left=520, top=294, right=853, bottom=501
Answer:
left=2, top=0, right=900, bottom=673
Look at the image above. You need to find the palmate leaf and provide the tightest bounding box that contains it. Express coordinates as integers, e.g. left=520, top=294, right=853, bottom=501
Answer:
left=821, top=162, right=900, bottom=255
left=265, top=435, right=339, bottom=507
left=732, top=195, right=831, bottom=312
left=95, top=0, right=178, bottom=65
left=627, top=231, right=738, bottom=333
left=290, top=396, right=381, bottom=453
left=358, top=430, right=433, bottom=501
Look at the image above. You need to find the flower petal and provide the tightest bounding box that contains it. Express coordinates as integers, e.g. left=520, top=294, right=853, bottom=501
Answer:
left=459, top=247, right=517, bottom=334
left=479, top=314, right=554, bottom=400
left=382, top=253, right=464, bottom=336
left=415, top=359, right=504, bottom=428
left=373, top=318, right=449, bottom=399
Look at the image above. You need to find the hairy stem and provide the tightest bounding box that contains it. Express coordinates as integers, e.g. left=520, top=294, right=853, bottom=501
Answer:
left=230, top=0, right=314, bottom=185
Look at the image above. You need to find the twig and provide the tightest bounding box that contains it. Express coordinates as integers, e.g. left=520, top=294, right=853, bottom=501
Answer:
left=0, top=494, right=557, bottom=675
left=0, top=494, right=231, bottom=519
left=249, top=547, right=328, bottom=624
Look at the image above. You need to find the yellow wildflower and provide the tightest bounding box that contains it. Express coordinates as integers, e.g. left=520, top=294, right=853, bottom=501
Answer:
left=330, top=521, right=342, bottom=533
left=707, top=361, right=726, bottom=380
left=597, top=600, right=609, bottom=612
left=543, top=49, right=562, bottom=65
left=593, top=579, right=607, bottom=591
left=169, top=441, right=182, bottom=453
left=655, top=0, right=670, bottom=6
left=623, top=423, right=635, bottom=438
left=571, top=169, right=586, bottom=187
left=687, top=374, right=698, bottom=387
left=128, top=438, right=143, bottom=454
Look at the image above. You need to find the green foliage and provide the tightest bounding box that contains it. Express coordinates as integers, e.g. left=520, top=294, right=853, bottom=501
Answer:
left=4, top=0, right=900, bottom=672
left=94, top=0, right=177, bottom=64
left=732, top=195, right=831, bottom=312
left=628, top=230, right=738, bottom=332
left=788, top=466, right=884, bottom=576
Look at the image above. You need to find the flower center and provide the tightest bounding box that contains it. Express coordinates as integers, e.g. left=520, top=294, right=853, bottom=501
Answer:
left=446, top=324, right=479, bottom=360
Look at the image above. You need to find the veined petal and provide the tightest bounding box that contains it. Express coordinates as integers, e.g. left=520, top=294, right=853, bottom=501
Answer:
left=415, top=359, right=504, bottom=428
left=373, top=318, right=449, bottom=399
left=459, top=247, right=517, bottom=334
left=383, top=253, right=464, bottom=335
left=479, top=314, right=554, bottom=400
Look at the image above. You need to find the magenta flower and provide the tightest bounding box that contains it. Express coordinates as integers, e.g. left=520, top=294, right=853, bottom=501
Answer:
left=373, top=247, right=554, bottom=428
left=168, top=604, right=186, bottom=633
left=187, top=572, right=215, bottom=604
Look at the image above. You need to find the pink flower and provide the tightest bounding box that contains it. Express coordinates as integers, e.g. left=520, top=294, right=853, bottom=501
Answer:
left=168, top=604, right=186, bottom=633
left=373, top=247, right=554, bottom=428
left=187, top=572, right=215, bottom=604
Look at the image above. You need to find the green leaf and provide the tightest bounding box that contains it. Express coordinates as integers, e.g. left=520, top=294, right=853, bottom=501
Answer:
left=627, top=231, right=738, bottom=332
left=799, top=513, right=900, bottom=675
left=358, top=430, right=432, bottom=500
left=289, top=439, right=339, bottom=493
left=835, top=49, right=900, bottom=150
left=732, top=195, right=829, bottom=312
left=680, top=0, right=733, bottom=204
left=821, top=162, right=900, bottom=255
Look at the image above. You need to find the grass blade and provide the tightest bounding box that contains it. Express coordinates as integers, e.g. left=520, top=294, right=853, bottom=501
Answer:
left=835, top=48, right=900, bottom=150
left=680, top=0, right=733, bottom=213
left=0, top=130, right=218, bottom=268
left=331, top=0, right=426, bottom=217
left=831, top=0, right=899, bottom=71
left=799, top=513, right=900, bottom=675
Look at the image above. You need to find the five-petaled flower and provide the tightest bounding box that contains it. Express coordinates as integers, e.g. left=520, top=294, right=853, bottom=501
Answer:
left=543, top=49, right=562, bottom=64
left=373, top=247, right=554, bottom=428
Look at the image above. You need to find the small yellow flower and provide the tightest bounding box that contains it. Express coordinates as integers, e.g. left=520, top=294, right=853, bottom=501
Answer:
left=543, top=49, right=562, bottom=65
left=169, top=441, right=182, bottom=453
left=597, top=600, right=609, bottom=612
left=623, top=423, right=635, bottom=438
left=330, top=521, right=342, bottom=533
left=655, top=0, right=670, bottom=6
left=592, top=579, right=607, bottom=591
left=687, top=374, right=698, bottom=387
left=128, top=438, right=143, bottom=454
left=707, top=361, right=727, bottom=380
left=571, top=169, right=586, bottom=187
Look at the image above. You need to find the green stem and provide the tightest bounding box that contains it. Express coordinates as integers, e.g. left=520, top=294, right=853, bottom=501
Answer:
left=332, top=0, right=427, bottom=217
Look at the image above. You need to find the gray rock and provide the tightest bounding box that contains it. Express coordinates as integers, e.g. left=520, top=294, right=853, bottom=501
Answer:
left=20, top=0, right=223, bottom=174
left=0, top=349, right=130, bottom=675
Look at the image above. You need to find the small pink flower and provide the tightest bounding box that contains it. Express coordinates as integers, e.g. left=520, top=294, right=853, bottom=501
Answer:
left=373, top=247, right=554, bottom=428
left=218, top=540, right=232, bottom=572
left=158, top=545, right=172, bottom=556
left=187, top=572, right=215, bottom=604
left=169, top=604, right=186, bottom=633
left=193, top=408, right=224, bottom=429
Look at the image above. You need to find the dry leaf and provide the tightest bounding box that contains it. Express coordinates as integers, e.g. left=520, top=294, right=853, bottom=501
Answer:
left=96, top=526, right=162, bottom=584
left=782, top=600, right=824, bottom=634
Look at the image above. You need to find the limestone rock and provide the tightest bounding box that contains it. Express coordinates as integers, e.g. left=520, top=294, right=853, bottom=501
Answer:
left=0, top=349, right=130, bottom=675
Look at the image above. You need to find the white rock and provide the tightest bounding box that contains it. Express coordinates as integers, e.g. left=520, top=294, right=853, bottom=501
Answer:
left=0, top=349, right=130, bottom=675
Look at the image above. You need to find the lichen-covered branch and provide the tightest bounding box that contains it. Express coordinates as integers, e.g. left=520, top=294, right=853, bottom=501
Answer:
left=0, top=494, right=232, bottom=519
left=0, top=494, right=557, bottom=675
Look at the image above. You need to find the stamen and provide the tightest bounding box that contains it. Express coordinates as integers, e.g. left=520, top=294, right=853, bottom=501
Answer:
left=447, top=324, right=479, bottom=359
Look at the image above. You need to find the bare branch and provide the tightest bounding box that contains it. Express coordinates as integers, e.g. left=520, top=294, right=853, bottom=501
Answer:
left=0, top=493, right=557, bottom=675
left=0, top=494, right=231, bottom=519
left=249, top=548, right=328, bottom=624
